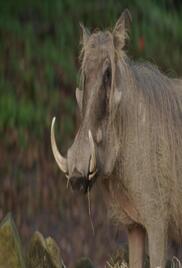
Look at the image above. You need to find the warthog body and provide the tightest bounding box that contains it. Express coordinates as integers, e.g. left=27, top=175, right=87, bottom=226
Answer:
left=51, top=10, right=182, bottom=268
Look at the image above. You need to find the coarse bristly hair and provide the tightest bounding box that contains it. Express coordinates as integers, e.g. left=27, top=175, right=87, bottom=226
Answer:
left=79, top=16, right=182, bottom=244
left=116, top=55, right=182, bottom=229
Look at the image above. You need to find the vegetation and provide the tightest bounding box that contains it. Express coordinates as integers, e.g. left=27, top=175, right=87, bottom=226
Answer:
left=0, top=0, right=182, bottom=148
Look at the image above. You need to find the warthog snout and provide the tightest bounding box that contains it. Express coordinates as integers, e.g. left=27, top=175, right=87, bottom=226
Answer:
left=51, top=117, right=97, bottom=192
left=69, top=175, right=95, bottom=193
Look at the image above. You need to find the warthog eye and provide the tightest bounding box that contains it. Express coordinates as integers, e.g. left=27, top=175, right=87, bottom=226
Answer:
left=103, top=67, right=111, bottom=88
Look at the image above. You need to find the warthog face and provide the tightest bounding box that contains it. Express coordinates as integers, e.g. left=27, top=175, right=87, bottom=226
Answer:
left=51, top=10, right=131, bottom=193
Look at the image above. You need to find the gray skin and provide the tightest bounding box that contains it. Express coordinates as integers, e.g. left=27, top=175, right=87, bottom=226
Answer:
left=51, top=10, right=182, bottom=268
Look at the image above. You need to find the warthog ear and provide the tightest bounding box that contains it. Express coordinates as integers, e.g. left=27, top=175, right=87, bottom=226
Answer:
left=80, top=23, right=90, bottom=47
left=76, top=87, right=83, bottom=112
left=113, top=9, right=132, bottom=49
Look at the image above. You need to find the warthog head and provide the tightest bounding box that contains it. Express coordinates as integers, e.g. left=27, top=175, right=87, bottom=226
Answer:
left=51, top=10, right=131, bottom=193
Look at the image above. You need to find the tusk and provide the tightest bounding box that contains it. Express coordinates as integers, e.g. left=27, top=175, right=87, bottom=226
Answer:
left=88, top=130, right=97, bottom=176
left=51, top=117, right=68, bottom=174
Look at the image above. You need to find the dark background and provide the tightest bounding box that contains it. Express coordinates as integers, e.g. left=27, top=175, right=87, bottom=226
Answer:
left=0, top=0, right=182, bottom=267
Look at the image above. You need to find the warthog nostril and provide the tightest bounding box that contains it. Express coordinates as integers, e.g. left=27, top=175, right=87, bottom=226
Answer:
left=70, top=176, right=94, bottom=193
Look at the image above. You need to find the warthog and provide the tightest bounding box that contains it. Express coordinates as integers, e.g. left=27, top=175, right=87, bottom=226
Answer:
left=51, top=10, right=182, bottom=268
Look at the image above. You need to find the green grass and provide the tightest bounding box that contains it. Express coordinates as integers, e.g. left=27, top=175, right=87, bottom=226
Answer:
left=0, top=0, right=182, bottom=148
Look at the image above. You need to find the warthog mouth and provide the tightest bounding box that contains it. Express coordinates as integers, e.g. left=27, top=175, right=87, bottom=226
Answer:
left=70, top=175, right=97, bottom=194
left=51, top=117, right=98, bottom=193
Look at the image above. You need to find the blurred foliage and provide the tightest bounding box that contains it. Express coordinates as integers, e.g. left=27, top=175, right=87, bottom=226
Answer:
left=0, top=213, right=25, bottom=268
left=0, top=0, right=182, bottom=148
left=27, top=231, right=65, bottom=268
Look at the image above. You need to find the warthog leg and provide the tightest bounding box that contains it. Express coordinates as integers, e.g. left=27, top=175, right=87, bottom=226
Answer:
left=128, top=224, right=145, bottom=268
left=147, top=223, right=167, bottom=268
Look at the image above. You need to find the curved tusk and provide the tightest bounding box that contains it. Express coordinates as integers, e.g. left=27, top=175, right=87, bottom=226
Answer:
left=51, top=117, right=68, bottom=174
left=88, top=130, right=97, bottom=176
